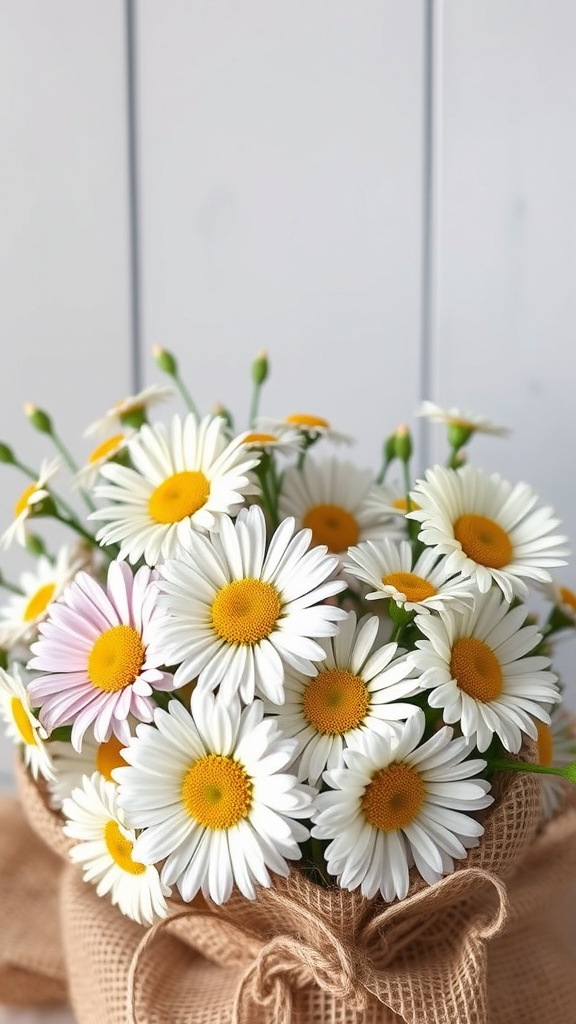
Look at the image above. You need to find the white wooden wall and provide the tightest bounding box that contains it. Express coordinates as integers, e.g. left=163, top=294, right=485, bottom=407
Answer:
left=1, top=0, right=576, bottom=791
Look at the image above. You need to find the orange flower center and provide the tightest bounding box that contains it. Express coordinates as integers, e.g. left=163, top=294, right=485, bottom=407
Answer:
left=450, top=636, right=503, bottom=702
left=303, top=504, right=359, bottom=552
left=382, top=571, right=437, bottom=603
left=148, top=471, right=210, bottom=524
left=362, top=763, right=425, bottom=831
left=453, top=514, right=512, bottom=568
left=181, top=754, right=252, bottom=829
left=211, top=579, right=281, bottom=645
left=302, top=669, right=369, bottom=735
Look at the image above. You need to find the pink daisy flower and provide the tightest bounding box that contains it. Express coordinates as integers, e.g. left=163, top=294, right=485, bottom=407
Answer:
left=28, top=560, right=175, bottom=751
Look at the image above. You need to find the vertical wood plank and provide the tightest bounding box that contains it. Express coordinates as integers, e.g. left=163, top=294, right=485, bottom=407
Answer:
left=432, top=0, right=576, bottom=702
left=136, top=0, right=426, bottom=470
left=0, top=1, right=132, bottom=785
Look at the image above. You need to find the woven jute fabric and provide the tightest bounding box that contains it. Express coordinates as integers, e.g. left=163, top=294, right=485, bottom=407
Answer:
left=1, top=752, right=576, bottom=1023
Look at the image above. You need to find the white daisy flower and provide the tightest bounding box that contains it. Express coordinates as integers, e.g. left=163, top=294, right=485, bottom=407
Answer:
left=0, top=546, right=86, bottom=650
left=62, top=772, right=170, bottom=924
left=312, top=710, right=492, bottom=902
left=0, top=665, right=54, bottom=781
left=88, top=414, right=260, bottom=566
left=74, top=431, right=133, bottom=490
left=344, top=538, right=473, bottom=614
left=257, top=413, right=353, bottom=446
left=84, top=384, right=175, bottom=436
left=115, top=691, right=315, bottom=905
left=147, top=504, right=347, bottom=705
left=407, top=464, right=569, bottom=602
left=267, top=611, right=420, bottom=786
left=416, top=401, right=510, bottom=438
left=48, top=731, right=132, bottom=809
left=0, top=458, right=61, bottom=550
left=278, top=457, right=393, bottom=559
left=536, top=707, right=576, bottom=821
left=377, top=481, right=421, bottom=520
left=240, top=428, right=304, bottom=457
left=408, top=588, right=561, bottom=753
left=541, top=577, right=576, bottom=628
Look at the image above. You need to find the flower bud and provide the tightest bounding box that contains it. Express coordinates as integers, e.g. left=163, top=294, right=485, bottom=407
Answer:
left=25, top=403, right=52, bottom=435
left=393, top=424, right=413, bottom=463
left=252, top=350, right=269, bottom=386
left=448, top=422, right=473, bottom=451
left=0, top=443, right=14, bottom=464
left=153, top=345, right=178, bottom=377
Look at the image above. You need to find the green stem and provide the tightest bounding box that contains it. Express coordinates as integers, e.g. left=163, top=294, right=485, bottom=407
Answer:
left=249, top=381, right=262, bottom=429
left=0, top=577, right=24, bottom=595
left=174, top=372, right=200, bottom=419
left=13, top=458, right=38, bottom=480
left=490, top=758, right=576, bottom=783
left=50, top=430, right=80, bottom=475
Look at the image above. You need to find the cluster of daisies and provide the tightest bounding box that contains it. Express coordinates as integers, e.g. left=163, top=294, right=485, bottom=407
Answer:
left=1, top=348, right=575, bottom=926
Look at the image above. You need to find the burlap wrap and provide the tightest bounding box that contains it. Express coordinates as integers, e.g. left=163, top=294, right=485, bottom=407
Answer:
left=1, top=751, right=576, bottom=1024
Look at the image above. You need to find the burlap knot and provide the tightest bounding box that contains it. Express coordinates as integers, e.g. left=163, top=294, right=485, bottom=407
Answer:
left=127, top=864, right=508, bottom=1024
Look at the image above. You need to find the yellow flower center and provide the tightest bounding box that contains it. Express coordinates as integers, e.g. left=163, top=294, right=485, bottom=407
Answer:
left=559, top=586, right=576, bottom=614
left=181, top=754, right=252, bottom=829
left=23, top=582, right=57, bottom=622
left=10, top=698, right=37, bottom=746
left=211, top=578, right=281, bottom=645
left=104, top=820, right=146, bottom=875
left=362, top=762, right=425, bottom=831
left=392, top=497, right=420, bottom=512
left=302, top=668, right=369, bottom=735
left=88, top=433, right=125, bottom=464
left=148, top=470, right=210, bottom=524
left=536, top=721, right=554, bottom=767
left=382, top=571, right=437, bottom=603
left=450, top=636, right=503, bottom=702
left=96, top=734, right=128, bottom=781
left=285, top=413, right=329, bottom=430
left=14, top=483, right=38, bottom=518
left=88, top=625, right=145, bottom=692
left=303, top=504, right=359, bottom=552
left=453, top=514, right=512, bottom=568
left=243, top=432, right=278, bottom=445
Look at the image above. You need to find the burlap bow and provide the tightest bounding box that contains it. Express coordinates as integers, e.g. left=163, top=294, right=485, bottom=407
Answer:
left=3, top=752, right=576, bottom=1024
left=126, top=865, right=508, bottom=1024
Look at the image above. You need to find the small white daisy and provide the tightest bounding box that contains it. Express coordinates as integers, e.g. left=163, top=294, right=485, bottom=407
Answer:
left=344, top=538, right=473, bottom=614
left=115, top=691, right=314, bottom=905
left=408, top=588, right=561, bottom=753
left=312, top=710, right=492, bottom=902
left=62, top=772, right=170, bottom=924
left=88, top=414, right=260, bottom=565
left=28, top=559, right=176, bottom=751
left=536, top=707, right=576, bottom=821
left=240, top=428, right=303, bottom=458
left=0, top=546, right=86, bottom=650
left=541, top=578, right=576, bottom=628
left=416, top=401, right=510, bottom=438
left=74, top=431, right=133, bottom=490
left=0, top=665, right=54, bottom=780
left=257, top=413, right=353, bottom=446
left=278, top=457, right=393, bottom=558
left=407, top=464, right=569, bottom=602
left=84, top=384, right=175, bottom=437
left=0, top=458, right=61, bottom=550
left=48, top=731, right=132, bottom=809
left=147, top=504, right=347, bottom=704
left=267, top=611, right=420, bottom=786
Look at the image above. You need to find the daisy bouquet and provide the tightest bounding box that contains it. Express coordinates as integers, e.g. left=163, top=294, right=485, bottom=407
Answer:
left=1, top=349, right=576, bottom=1024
